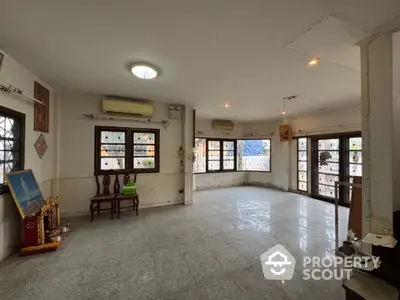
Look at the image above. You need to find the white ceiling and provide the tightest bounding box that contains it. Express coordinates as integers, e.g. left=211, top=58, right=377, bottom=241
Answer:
left=0, top=0, right=399, bottom=121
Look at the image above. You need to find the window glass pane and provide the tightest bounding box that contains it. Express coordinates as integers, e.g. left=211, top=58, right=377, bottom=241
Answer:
left=318, top=185, right=336, bottom=198
left=298, top=138, right=307, bottom=151
left=5, top=140, right=17, bottom=151
left=318, top=162, right=339, bottom=175
left=194, top=138, right=206, bottom=173
left=208, top=161, right=220, bottom=171
left=208, top=150, right=220, bottom=160
left=349, top=164, right=362, bottom=176
left=297, top=138, right=308, bottom=192
left=0, top=110, right=23, bottom=188
left=298, top=171, right=307, bottom=182
left=0, top=116, right=4, bottom=136
left=298, top=161, right=307, bottom=171
left=318, top=174, right=339, bottom=186
left=101, top=157, right=125, bottom=170
left=318, top=139, right=339, bottom=151
left=223, top=160, right=234, bottom=170
left=298, top=151, right=307, bottom=162
left=223, top=150, right=234, bottom=160
left=349, top=150, right=362, bottom=164
left=4, top=118, right=15, bottom=138
left=208, top=141, right=220, bottom=150
left=101, top=145, right=125, bottom=157
left=134, top=132, right=155, bottom=144
left=0, top=164, right=3, bottom=184
left=101, top=131, right=125, bottom=143
left=299, top=182, right=307, bottom=191
left=134, top=157, right=155, bottom=169
left=318, top=150, right=339, bottom=162
left=134, top=145, right=155, bottom=157
left=223, top=141, right=234, bottom=150
left=237, top=139, right=270, bottom=171
left=349, top=137, right=362, bottom=150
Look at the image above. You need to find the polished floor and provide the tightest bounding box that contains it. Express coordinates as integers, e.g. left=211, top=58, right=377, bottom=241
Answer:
left=0, top=187, right=349, bottom=300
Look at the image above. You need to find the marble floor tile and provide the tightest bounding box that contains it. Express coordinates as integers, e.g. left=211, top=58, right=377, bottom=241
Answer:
left=0, top=187, right=348, bottom=300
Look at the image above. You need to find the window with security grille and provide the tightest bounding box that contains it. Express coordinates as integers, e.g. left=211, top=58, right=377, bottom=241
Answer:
left=95, top=126, right=159, bottom=174
left=297, top=137, right=308, bottom=192
left=0, top=106, right=25, bottom=194
left=206, top=139, right=236, bottom=172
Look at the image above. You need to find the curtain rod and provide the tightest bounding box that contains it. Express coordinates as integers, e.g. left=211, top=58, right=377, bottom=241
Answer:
left=0, top=80, right=45, bottom=105
left=82, top=113, right=170, bottom=128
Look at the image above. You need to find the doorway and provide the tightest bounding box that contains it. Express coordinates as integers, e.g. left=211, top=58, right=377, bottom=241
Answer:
left=310, top=133, right=362, bottom=206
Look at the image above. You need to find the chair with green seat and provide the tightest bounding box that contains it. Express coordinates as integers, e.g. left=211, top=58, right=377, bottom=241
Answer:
left=116, top=172, right=139, bottom=218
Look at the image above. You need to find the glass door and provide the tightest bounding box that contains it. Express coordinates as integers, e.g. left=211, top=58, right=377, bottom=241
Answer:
left=311, top=133, right=362, bottom=206
left=313, top=138, right=340, bottom=201
left=346, top=137, right=362, bottom=204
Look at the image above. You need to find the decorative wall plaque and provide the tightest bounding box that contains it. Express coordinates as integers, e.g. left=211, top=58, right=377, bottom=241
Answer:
left=34, top=82, right=50, bottom=133
left=34, top=133, right=48, bottom=159
left=279, top=124, right=292, bottom=142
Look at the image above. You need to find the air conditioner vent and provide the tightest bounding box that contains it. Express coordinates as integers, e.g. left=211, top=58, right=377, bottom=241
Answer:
left=102, top=99, right=153, bottom=118
left=213, top=119, right=234, bottom=130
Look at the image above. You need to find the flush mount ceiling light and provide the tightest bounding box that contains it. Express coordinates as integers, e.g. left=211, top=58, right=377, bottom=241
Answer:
left=224, top=103, right=230, bottom=108
left=131, top=63, right=159, bottom=79
left=308, top=58, right=320, bottom=66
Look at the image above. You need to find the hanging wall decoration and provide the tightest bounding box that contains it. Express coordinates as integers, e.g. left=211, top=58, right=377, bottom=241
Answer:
left=279, top=124, right=292, bottom=142
left=34, top=133, right=48, bottom=159
left=0, top=52, right=4, bottom=73
left=34, top=82, right=50, bottom=133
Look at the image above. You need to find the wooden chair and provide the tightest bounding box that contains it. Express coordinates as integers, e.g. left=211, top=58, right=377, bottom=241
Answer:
left=115, top=172, right=139, bottom=219
left=90, top=170, right=117, bottom=222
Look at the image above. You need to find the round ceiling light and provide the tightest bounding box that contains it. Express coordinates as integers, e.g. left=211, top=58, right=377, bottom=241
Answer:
left=131, top=63, right=159, bottom=80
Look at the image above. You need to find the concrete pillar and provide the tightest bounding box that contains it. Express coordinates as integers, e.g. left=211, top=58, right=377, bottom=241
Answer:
left=273, top=119, right=291, bottom=190
left=183, top=105, right=194, bottom=205
left=360, top=31, right=400, bottom=236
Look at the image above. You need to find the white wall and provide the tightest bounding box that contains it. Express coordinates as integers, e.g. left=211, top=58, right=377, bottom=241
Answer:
left=194, top=172, right=246, bottom=191
left=0, top=50, right=56, bottom=261
left=58, top=92, right=185, bottom=215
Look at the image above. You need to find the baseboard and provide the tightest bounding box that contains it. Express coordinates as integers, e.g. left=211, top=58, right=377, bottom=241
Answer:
left=194, top=182, right=245, bottom=191
left=60, top=200, right=184, bottom=217
left=247, top=181, right=288, bottom=192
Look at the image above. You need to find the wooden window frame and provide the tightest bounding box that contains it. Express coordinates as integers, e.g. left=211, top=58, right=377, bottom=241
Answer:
left=297, top=137, right=308, bottom=193
left=194, top=137, right=272, bottom=174
left=0, top=106, right=25, bottom=195
left=206, top=139, right=237, bottom=173
left=94, top=126, right=160, bottom=175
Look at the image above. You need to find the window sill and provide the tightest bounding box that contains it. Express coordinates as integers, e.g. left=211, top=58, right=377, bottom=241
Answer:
left=95, top=169, right=160, bottom=176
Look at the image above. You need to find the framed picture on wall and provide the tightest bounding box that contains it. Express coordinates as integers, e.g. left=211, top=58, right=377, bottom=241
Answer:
left=34, top=82, right=50, bottom=133
left=5, top=170, right=45, bottom=219
left=0, top=52, right=4, bottom=73
left=279, top=124, right=292, bottom=142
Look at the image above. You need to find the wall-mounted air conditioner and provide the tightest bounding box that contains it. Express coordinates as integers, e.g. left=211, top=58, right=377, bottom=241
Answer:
left=102, top=98, right=153, bottom=118
left=213, top=119, right=234, bottom=130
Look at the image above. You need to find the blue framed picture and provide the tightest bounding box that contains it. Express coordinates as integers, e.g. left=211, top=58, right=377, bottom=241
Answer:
left=5, top=170, right=45, bottom=219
